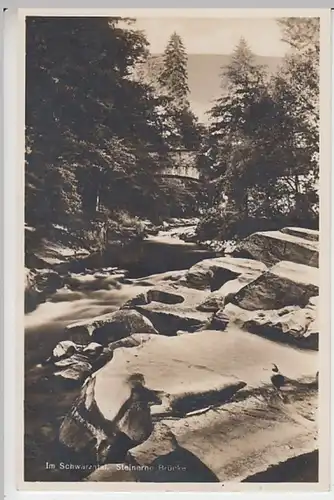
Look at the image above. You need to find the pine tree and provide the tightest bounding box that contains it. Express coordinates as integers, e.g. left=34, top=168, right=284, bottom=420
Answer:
left=205, top=38, right=269, bottom=213
left=159, top=32, right=190, bottom=107
left=157, top=32, right=201, bottom=150
left=198, top=25, right=320, bottom=240
left=210, top=38, right=267, bottom=137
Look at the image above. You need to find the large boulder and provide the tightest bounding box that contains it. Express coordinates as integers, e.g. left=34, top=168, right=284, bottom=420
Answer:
left=147, top=287, right=185, bottom=305
left=231, top=261, right=318, bottom=311
left=128, top=388, right=317, bottom=483
left=136, top=303, right=210, bottom=336
left=127, top=422, right=220, bottom=482
left=65, top=309, right=158, bottom=345
left=233, top=229, right=318, bottom=267
left=221, top=297, right=318, bottom=349
left=59, top=361, right=164, bottom=465
left=121, top=281, right=194, bottom=311
left=25, top=228, right=90, bottom=271
left=185, top=257, right=267, bottom=291
left=197, top=268, right=266, bottom=313
left=52, top=340, right=78, bottom=360
left=25, top=268, right=40, bottom=313
left=53, top=354, right=93, bottom=384
left=121, top=293, right=149, bottom=309
left=135, top=284, right=211, bottom=335
left=59, top=329, right=317, bottom=469
left=24, top=267, right=63, bottom=313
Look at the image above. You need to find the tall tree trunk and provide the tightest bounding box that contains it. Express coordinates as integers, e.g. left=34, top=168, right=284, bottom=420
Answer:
left=95, top=189, right=100, bottom=213
left=244, top=189, right=249, bottom=218
left=294, top=174, right=300, bottom=195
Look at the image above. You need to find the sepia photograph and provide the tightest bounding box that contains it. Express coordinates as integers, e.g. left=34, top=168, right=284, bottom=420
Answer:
left=21, top=9, right=329, bottom=489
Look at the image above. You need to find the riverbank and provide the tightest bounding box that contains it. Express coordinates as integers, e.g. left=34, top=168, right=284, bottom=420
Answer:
left=24, top=222, right=319, bottom=483
left=24, top=218, right=206, bottom=313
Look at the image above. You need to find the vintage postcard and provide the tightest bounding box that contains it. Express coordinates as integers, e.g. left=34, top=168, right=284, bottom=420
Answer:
left=16, top=7, right=331, bottom=492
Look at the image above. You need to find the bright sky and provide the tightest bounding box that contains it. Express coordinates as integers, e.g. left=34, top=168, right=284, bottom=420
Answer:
left=130, top=17, right=287, bottom=57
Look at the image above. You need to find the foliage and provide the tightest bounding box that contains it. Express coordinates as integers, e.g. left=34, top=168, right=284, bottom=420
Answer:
left=197, top=24, right=319, bottom=241
left=199, top=38, right=271, bottom=210
left=25, top=17, right=170, bottom=229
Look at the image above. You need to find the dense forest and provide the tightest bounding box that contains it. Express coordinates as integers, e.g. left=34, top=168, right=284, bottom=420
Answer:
left=25, top=16, right=319, bottom=251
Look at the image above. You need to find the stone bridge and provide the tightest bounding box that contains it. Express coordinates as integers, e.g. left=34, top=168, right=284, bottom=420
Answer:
left=160, top=165, right=200, bottom=181
left=154, top=150, right=201, bottom=181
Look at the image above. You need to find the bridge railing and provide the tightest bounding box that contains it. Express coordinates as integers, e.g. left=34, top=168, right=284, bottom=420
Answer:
left=157, top=149, right=200, bottom=180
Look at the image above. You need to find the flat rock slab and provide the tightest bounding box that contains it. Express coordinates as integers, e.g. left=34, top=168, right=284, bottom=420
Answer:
left=92, top=332, right=253, bottom=421
left=197, top=270, right=265, bottom=313
left=65, top=309, right=158, bottom=345
left=185, top=257, right=267, bottom=291
left=222, top=298, right=318, bottom=349
left=105, top=329, right=317, bottom=392
left=53, top=354, right=93, bottom=383
left=280, top=227, right=319, bottom=242
left=134, top=284, right=211, bottom=335
left=82, top=329, right=317, bottom=418
left=136, top=302, right=211, bottom=335
left=127, top=388, right=317, bottom=483
left=59, top=328, right=317, bottom=467
left=231, top=261, right=318, bottom=311
left=233, top=230, right=318, bottom=268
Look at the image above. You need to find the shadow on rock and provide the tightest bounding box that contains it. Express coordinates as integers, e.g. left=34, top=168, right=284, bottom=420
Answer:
left=243, top=450, right=318, bottom=483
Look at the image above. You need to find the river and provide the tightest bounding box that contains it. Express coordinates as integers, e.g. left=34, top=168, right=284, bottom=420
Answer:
left=24, top=225, right=217, bottom=481
left=24, top=226, right=216, bottom=366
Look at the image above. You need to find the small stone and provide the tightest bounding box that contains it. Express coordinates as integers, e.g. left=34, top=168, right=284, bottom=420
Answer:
left=52, top=340, right=77, bottom=360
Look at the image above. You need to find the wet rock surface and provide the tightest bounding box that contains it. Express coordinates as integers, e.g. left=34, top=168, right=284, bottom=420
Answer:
left=65, top=309, right=158, bottom=344
left=233, top=229, right=319, bottom=267
left=58, top=328, right=317, bottom=470
left=196, top=267, right=266, bottom=313
left=25, top=267, right=64, bottom=313
left=230, top=261, right=318, bottom=311
left=221, top=299, right=318, bottom=349
left=24, top=225, right=320, bottom=483
left=158, top=387, right=318, bottom=483
left=185, top=257, right=267, bottom=291
left=280, top=227, right=319, bottom=242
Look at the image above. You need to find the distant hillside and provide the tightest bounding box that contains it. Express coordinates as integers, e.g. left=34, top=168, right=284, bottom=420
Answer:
left=141, top=53, right=283, bottom=123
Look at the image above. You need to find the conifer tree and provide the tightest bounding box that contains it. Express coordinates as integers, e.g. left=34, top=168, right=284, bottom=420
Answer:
left=204, top=38, right=269, bottom=214
left=198, top=24, right=320, bottom=240
left=158, top=32, right=201, bottom=150
left=159, top=32, right=190, bottom=107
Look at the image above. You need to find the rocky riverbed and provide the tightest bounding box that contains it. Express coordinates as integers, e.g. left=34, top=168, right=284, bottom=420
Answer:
left=24, top=223, right=319, bottom=483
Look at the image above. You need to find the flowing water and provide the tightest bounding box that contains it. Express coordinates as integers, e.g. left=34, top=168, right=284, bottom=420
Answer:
left=24, top=226, right=217, bottom=481
left=24, top=226, right=215, bottom=366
